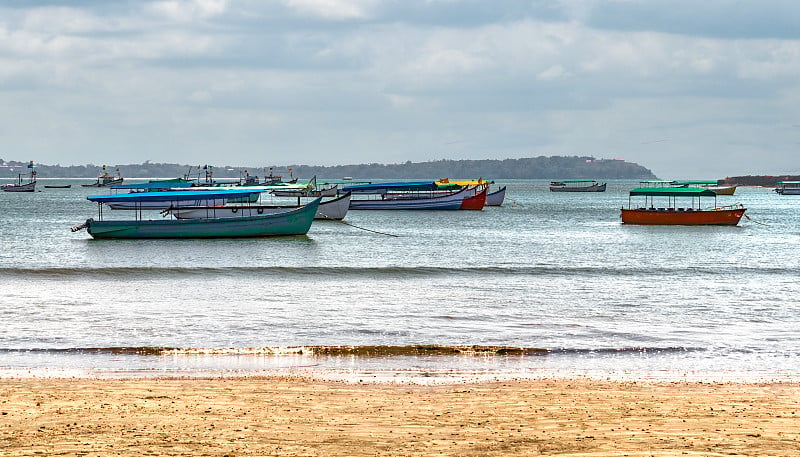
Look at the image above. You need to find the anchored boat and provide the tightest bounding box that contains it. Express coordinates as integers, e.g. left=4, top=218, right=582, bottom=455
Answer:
left=550, top=180, right=606, bottom=192
left=72, top=189, right=320, bottom=239
left=2, top=161, right=37, bottom=192
left=621, top=187, right=746, bottom=225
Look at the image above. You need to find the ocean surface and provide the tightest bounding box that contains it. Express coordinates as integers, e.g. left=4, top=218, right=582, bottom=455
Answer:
left=1, top=178, right=799, bottom=383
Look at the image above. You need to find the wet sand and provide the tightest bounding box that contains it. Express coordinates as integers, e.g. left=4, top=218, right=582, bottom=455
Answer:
left=1, top=377, right=798, bottom=456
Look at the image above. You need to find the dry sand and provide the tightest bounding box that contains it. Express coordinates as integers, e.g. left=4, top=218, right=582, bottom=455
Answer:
left=1, top=377, right=798, bottom=456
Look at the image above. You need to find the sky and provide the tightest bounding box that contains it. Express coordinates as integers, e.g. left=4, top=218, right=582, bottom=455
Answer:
left=1, top=0, right=800, bottom=179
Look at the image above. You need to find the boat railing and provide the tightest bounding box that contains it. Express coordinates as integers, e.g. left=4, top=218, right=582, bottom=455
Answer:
left=710, top=203, right=745, bottom=211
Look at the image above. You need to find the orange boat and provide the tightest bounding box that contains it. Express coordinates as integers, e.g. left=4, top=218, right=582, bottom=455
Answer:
left=621, top=187, right=746, bottom=225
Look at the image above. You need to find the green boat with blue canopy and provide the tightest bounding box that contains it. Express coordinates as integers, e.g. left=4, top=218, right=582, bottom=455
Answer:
left=72, top=192, right=321, bottom=239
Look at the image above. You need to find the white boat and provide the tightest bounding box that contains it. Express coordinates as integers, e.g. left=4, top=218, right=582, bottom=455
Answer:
left=168, top=192, right=352, bottom=220
left=486, top=186, right=506, bottom=206
left=2, top=161, right=37, bottom=192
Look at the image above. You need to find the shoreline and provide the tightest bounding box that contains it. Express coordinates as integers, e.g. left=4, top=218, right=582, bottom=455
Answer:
left=1, top=376, right=798, bottom=456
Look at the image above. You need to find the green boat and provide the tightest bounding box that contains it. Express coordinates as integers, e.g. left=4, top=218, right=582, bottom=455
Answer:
left=72, top=190, right=321, bottom=239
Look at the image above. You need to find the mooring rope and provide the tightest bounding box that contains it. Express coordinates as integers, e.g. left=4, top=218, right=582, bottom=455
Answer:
left=744, top=214, right=769, bottom=226
left=319, top=214, right=400, bottom=237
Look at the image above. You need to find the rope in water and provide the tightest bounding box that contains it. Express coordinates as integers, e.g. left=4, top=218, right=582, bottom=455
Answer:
left=744, top=214, right=769, bottom=226
left=319, top=215, right=400, bottom=237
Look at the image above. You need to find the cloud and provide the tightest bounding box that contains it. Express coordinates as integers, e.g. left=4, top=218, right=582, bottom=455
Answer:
left=1, top=0, right=800, bottom=177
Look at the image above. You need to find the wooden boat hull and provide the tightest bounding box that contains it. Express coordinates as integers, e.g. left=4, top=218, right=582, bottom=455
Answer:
left=84, top=199, right=320, bottom=239
left=710, top=185, right=736, bottom=195
left=486, top=186, right=506, bottom=206
left=620, top=208, right=745, bottom=225
left=170, top=192, right=351, bottom=220
left=349, top=187, right=468, bottom=210
left=2, top=182, right=36, bottom=192
left=550, top=183, right=606, bottom=192
left=460, top=187, right=487, bottom=210
left=44, top=185, right=72, bottom=189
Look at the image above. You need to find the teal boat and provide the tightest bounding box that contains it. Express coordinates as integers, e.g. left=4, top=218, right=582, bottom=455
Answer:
left=72, top=191, right=321, bottom=239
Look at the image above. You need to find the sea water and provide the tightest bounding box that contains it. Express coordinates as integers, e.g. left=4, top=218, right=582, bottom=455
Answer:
left=1, top=179, right=799, bottom=382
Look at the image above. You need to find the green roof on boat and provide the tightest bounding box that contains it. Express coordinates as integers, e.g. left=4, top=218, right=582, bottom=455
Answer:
left=777, top=181, right=800, bottom=184
left=628, top=187, right=717, bottom=197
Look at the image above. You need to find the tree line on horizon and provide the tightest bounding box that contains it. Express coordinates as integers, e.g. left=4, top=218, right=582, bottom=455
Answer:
left=0, top=156, right=657, bottom=180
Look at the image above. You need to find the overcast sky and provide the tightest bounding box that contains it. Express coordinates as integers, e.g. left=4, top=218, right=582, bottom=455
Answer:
left=2, top=0, right=799, bottom=178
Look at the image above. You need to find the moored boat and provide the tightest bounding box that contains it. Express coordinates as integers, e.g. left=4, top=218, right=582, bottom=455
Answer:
left=486, top=186, right=506, bottom=206
left=2, top=161, right=37, bottom=192
left=774, top=181, right=800, bottom=195
left=72, top=193, right=321, bottom=239
left=620, top=187, right=746, bottom=225
left=344, top=182, right=471, bottom=210
left=82, top=165, right=123, bottom=187
left=550, top=180, right=606, bottom=192
left=44, top=184, right=72, bottom=189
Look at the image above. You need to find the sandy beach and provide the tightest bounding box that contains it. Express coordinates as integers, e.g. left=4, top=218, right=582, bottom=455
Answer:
left=0, top=377, right=797, bottom=456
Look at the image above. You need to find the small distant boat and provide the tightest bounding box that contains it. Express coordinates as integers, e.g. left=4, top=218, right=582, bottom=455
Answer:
left=2, top=161, right=37, bottom=192
left=72, top=192, right=321, bottom=239
left=82, top=165, right=123, bottom=187
left=550, top=180, right=606, bottom=192
left=168, top=192, right=352, bottom=221
left=621, top=187, right=746, bottom=225
left=486, top=186, right=506, bottom=206
left=44, top=184, right=72, bottom=189
left=774, top=181, right=800, bottom=195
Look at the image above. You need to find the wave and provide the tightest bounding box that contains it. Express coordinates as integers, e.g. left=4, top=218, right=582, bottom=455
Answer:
left=0, top=265, right=797, bottom=279
left=0, top=345, right=702, bottom=357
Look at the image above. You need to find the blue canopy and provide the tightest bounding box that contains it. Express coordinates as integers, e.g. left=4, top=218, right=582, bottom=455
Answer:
left=87, top=189, right=259, bottom=203
left=342, top=181, right=439, bottom=193
left=112, top=181, right=194, bottom=190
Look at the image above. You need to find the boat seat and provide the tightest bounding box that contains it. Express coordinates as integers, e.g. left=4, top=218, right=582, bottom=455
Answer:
left=667, top=208, right=675, bottom=211
left=677, top=208, right=685, bottom=211
left=648, top=207, right=656, bottom=211
left=657, top=207, right=665, bottom=211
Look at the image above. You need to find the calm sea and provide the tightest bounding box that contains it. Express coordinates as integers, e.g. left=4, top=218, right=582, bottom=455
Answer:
left=1, top=179, right=799, bottom=382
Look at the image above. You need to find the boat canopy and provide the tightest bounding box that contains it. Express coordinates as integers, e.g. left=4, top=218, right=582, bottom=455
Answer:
left=342, top=181, right=440, bottom=193
left=87, top=189, right=260, bottom=203
left=112, top=179, right=194, bottom=190
left=777, top=181, right=800, bottom=184
left=628, top=187, right=717, bottom=197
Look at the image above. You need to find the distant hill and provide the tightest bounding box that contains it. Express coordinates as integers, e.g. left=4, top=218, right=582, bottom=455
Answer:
left=0, top=156, right=656, bottom=180
left=720, top=175, right=800, bottom=187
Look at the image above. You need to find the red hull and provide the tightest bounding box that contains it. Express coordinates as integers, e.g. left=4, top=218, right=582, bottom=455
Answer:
left=460, top=187, right=487, bottom=210
left=621, top=208, right=745, bottom=225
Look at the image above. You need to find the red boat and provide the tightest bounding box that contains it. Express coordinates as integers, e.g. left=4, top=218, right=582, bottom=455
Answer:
left=460, top=185, right=488, bottom=210
left=621, top=187, right=746, bottom=225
